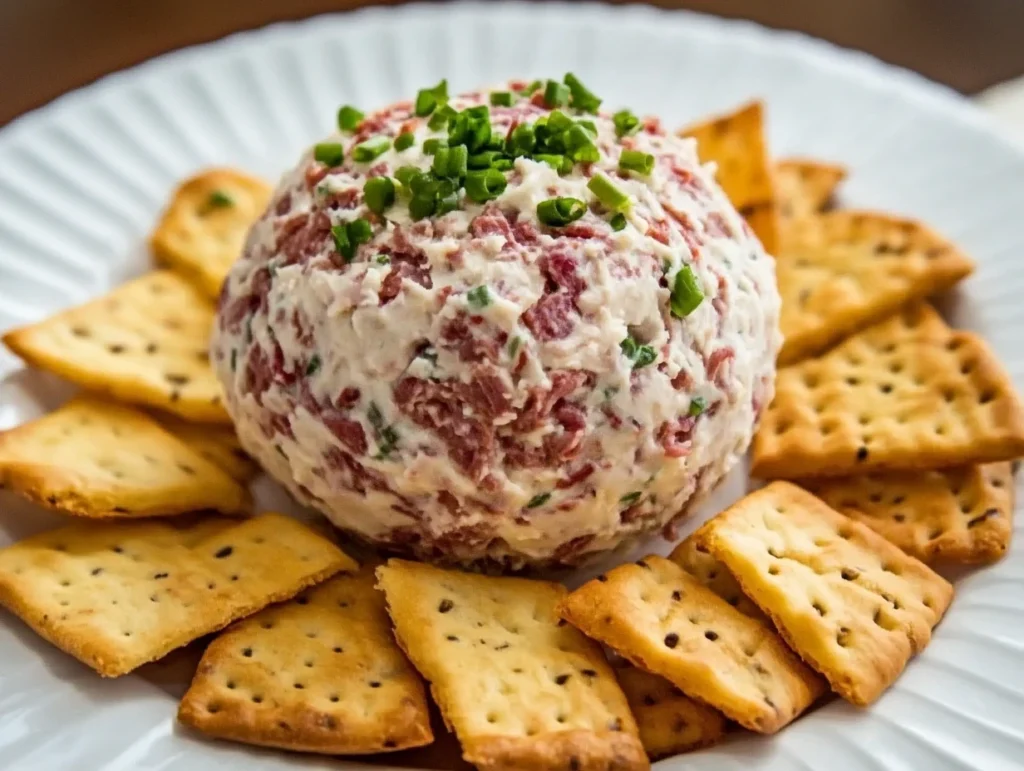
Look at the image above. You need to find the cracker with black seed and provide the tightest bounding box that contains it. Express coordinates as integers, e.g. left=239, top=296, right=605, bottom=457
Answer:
left=696, top=482, right=954, bottom=706
left=753, top=303, right=1024, bottom=478
left=151, top=168, right=271, bottom=299
left=804, top=462, right=1013, bottom=564
left=669, top=535, right=766, bottom=622
left=776, top=211, right=973, bottom=365
left=776, top=158, right=846, bottom=225
left=558, top=556, right=825, bottom=734
left=612, top=662, right=726, bottom=759
left=0, top=513, right=351, bottom=677
left=154, top=413, right=260, bottom=484
left=682, top=100, right=779, bottom=254
left=179, top=567, right=433, bottom=754
left=376, top=559, right=647, bottom=771
left=0, top=396, right=249, bottom=518
left=2, top=271, right=229, bottom=423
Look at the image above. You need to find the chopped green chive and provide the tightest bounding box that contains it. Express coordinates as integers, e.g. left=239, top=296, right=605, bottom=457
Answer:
left=467, top=285, right=491, bottom=309
left=588, top=173, right=631, bottom=212
left=206, top=190, right=233, bottom=209
left=368, top=402, right=385, bottom=430
left=613, top=109, right=640, bottom=138
left=520, top=80, right=543, bottom=96
left=313, top=142, right=345, bottom=166
left=490, top=91, right=514, bottom=107
left=491, top=158, right=513, bottom=171
left=564, top=73, right=602, bottom=113
left=506, top=123, right=536, bottom=157
left=375, top=254, right=390, bottom=265
left=415, top=79, right=448, bottom=117
left=409, top=194, right=436, bottom=220
left=352, top=136, right=391, bottom=163
left=526, top=492, right=551, bottom=509
left=534, top=154, right=572, bottom=174
left=348, top=217, right=372, bottom=244
left=619, top=149, right=655, bottom=175
left=564, top=124, right=599, bottom=163
left=331, top=218, right=373, bottom=262
left=394, top=166, right=420, bottom=187
left=543, top=80, right=570, bottom=108
left=394, top=131, right=415, bottom=152
left=432, top=145, right=468, bottom=180
left=337, top=105, right=364, bottom=132
left=689, top=396, right=707, bottom=417
left=363, top=176, right=395, bottom=215
left=610, top=213, right=627, bottom=231
left=468, top=150, right=507, bottom=169
left=508, top=336, right=522, bottom=358
left=435, top=191, right=460, bottom=215
left=620, top=336, right=656, bottom=369
left=331, top=224, right=350, bottom=259
left=537, top=197, right=586, bottom=227
left=464, top=169, right=507, bottom=203
left=620, top=491, right=642, bottom=506
left=306, top=355, right=322, bottom=375
left=428, top=104, right=457, bottom=130
left=546, top=110, right=574, bottom=134
left=230, top=349, right=237, bottom=371
left=670, top=265, right=705, bottom=318
left=453, top=105, right=491, bottom=152
left=423, top=138, right=448, bottom=155
left=577, top=119, right=598, bottom=136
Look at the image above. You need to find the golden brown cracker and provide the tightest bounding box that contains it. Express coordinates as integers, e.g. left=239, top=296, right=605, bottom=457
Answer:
left=682, top=100, right=779, bottom=254
left=613, top=663, right=726, bottom=759
left=776, top=210, right=974, bottom=365
left=0, top=514, right=351, bottom=677
left=559, top=556, right=825, bottom=734
left=776, top=158, right=846, bottom=224
left=805, top=463, right=1014, bottom=564
left=669, top=535, right=766, bottom=622
left=179, top=567, right=433, bottom=754
left=0, top=396, right=249, bottom=518
left=753, top=303, right=1024, bottom=478
left=151, top=169, right=271, bottom=299
left=2, top=271, right=229, bottom=423
left=154, top=414, right=259, bottom=484
left=697, top=482, right=953, bottom=706
left=376, top=559, right=647, bottom=771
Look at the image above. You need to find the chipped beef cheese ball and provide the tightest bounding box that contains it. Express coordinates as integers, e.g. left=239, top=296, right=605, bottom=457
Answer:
left=212, top=77, right=781, bottom=569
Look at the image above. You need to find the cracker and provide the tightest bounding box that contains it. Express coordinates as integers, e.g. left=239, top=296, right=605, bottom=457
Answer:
left=753, top=303, right=1024, bottom=478
left=697, top=481, right=954, bottom=706
left=805, top=462, right=1014, bottom=564
left=151, top=169, right=271, bottom=299
left=0, top=396, right=249, bottom=518
left=776, top=158, right=846, bottom=223
left=776, top=210, right=974, bottom=365
left=376, top=559, right=647, bottom=771
left=612, top=662, right=726, bottom=759
left=668, top=536, right=766, bottom=622
left=0, top=513, right=352, bottom=676
left=154, top=414, right=260, bottom=484
left=179, top=567, right=433, bottom=754
left=2, top=271, right=229, bottom=423
left=682, top=100, right=779, bottom=254
left=558, top=555, right=825, bottom=734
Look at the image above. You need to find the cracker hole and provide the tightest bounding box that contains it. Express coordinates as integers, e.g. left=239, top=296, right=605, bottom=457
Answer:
left=304, top=660, right=314, bottom=668
left=704, top=630, right=718, bottom=641
left=663, top=633, right=679, bottom=649
left=555, top=674, right=570, bottom=685
left=840, top=568, right=859, bottom=581
left=242, top=648, right=253, bottom=658
left=333, top=646, right=343, bottom=653
left=227, top=681, right=236, bottom=690
left=893, top=513, right=906, bottom=523
left=768, top=565, right=779, bottom=576
left=812, top=602, right=827, bottom=616
left=330, top=694, right=339, bottom=703
left=438, top=599, right=454, bottom=613
left=293, top=683, right=305, bottom=690
left=252, top=695, right=263, bottom=704
left=836, top=627, right=852, bottom=647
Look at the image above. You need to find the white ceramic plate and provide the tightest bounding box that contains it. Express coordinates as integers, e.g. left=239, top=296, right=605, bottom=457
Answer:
left=1, top=3, right=1023, bottom=769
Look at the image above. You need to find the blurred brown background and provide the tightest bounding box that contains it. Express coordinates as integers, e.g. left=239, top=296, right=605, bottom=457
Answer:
left=2, top=0, right=1022, bottom=127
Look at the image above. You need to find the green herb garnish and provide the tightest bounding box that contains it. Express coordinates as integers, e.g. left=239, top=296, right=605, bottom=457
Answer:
left=588, top=173, right=630, bottom=212
left=337, top=105, right=364, bottom=132
left=467, top=285, right=491, bottom=309
left=526, top=492, right=551, bottom=509
left=537, top=197, right=586, bottom=227
left=670, top=265, right=705, bottom=318
left=352, top=136, right=391, bottom=163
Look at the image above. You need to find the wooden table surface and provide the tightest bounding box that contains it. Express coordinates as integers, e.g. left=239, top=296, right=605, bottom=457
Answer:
left=2, top=0, right=1022, bottom=127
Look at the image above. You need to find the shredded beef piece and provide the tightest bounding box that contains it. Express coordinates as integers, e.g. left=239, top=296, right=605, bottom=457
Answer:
left=523, top=293, right=576, bottom=341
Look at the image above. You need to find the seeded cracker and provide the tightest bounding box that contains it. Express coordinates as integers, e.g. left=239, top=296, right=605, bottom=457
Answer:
left=612, top=662, right=726, bottom=759
left=376, top=559, right=647, bottom=771
left=697, top=482, right=954, bottom=706
left=753, top=303, right=1024, bottom=478
left=0, top=514, right=350, bottom=677
left=2, top=271, right=229, bottom=423
left=805, top=462, right=1014, bottom=564
left=153, top=414, right=259, bottom=484
left=179, top=567, right=433, bottom=754
left=0, top=396, right=249, bottom=518
left=682, top=100, right=779, bottom=254
left=559, top=556, right=825, bottom=734
left=151, top=168, right=272, bottom=299
left=669, top=536, right=766, bottom=622
left=776, top=211, right=974, bottom=365
left=775, top=158, right=846, bottom=224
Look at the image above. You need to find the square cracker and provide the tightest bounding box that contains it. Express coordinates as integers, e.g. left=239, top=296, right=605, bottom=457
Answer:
left=0, top=513, right=352, bottom=676
left=682, top=100, right=779, bottom=254
left=776, top=210, right=974, bottom=365
left=154, top=414, right=260, bottom=484
left=612, top=662, right=726, bottom=759
left=668, top=536, right=766, bottom=623
left=804, top=462, right=1014, bottom=564
left=558, top=555, right=825, bottom=734
left=179, top=567, right=433, bottom=754
left=753, top=303, right=1024, bottom=478
left=2, top=271, right=229, bottom=423
left=151, top=168, right=272, bottom=299
left=376, top=559, right=647, bottom=771
left=0, top=395, right=249, bottom=518
left=775, top=158, right=846, bottom=224
left=696, top=482, right=954, bottom=706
